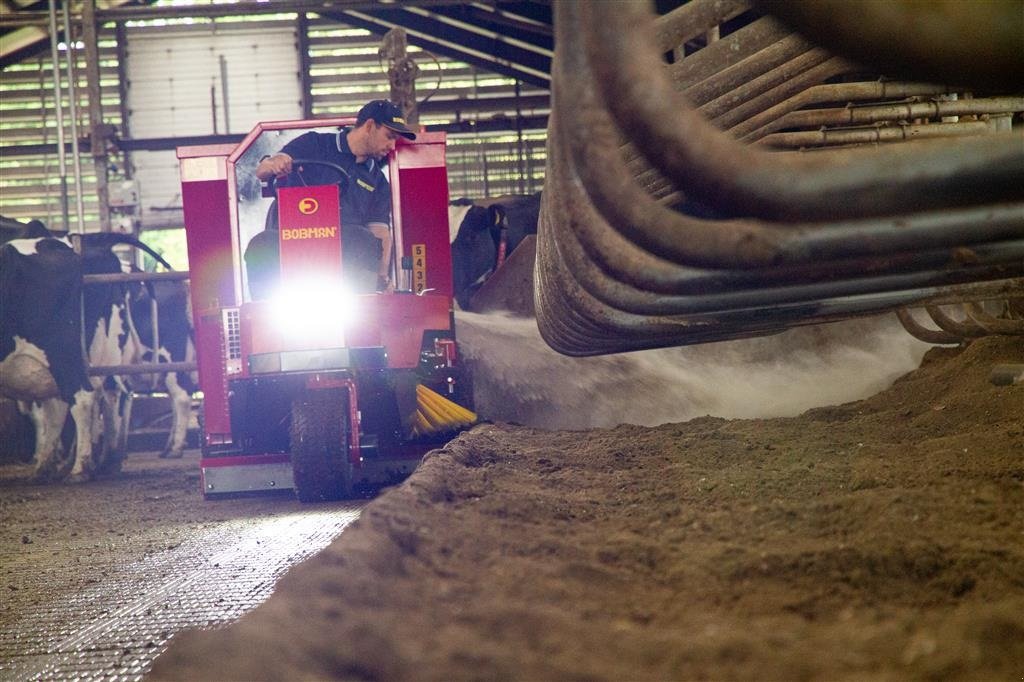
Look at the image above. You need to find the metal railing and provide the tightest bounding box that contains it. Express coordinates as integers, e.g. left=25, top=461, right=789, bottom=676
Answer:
left=81, top=270, right=198, bottom=377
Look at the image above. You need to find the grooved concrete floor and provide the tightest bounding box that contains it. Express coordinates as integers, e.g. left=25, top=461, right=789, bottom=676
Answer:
left=0, top=450, right=362, bottom=681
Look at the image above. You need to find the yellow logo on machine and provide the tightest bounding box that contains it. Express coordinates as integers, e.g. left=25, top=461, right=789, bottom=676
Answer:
left=298, top=198, right=319, bottom=215
left=281, top=226, right=338, bottom=240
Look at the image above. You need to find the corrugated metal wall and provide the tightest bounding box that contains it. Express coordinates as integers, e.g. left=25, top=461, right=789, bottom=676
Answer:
left=0, top=12, right=548, bottom=234
left=0, top=32, right=122, bottom=230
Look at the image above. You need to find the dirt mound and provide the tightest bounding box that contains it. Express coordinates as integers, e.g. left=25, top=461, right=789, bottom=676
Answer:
left=149, top=336, right=1024, bottom=681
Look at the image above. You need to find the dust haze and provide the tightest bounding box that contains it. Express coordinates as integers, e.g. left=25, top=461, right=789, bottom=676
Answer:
left=455, top=312, right=931, bottom=430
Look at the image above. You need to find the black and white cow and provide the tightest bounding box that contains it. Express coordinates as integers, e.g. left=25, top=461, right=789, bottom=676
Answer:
left=0, top=224, right=194, bottom=481
left=1, top=232, right=97, bottom=480
left=448, top=192, right=541, bottom=310
left=77, top=232, right=196, bottom=463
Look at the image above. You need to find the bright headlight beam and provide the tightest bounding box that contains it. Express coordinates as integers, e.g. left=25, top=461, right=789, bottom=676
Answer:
left=270, top=278, right=359, bottom=337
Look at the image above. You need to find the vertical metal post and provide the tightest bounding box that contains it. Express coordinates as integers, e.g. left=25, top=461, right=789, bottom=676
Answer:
left=210, top=84, right=219, bottom=134
left=47, top=0, right=70, bottom=232
left=62, top=0, right=87, bottom=234
left=297, top=13, right=313, bottom=119
left=115, top=22, right=133, bottom=180
left=151, top=295, right=161, bottom=373
left=219, top=54, right=231, bottom=133
left=82, top=0, right=111, bottom=232
left=514, top=79, right=525, bottom=195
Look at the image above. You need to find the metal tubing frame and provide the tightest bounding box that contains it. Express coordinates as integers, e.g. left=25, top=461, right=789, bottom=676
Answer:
left=576, top=0, right=1024, bottom=223
left=758, top=120, right=993, bottom=149
left=532, top=0, right=1024, bottom=355
left=652, top=0, right=750, bottom=53
left=555, top=13, right=1024, bottom=271
left=770, top=96, right=1024, bottom=131
left=735, top=81, right=958, bottom=141
left=965, top=302, right=1024, bottom=335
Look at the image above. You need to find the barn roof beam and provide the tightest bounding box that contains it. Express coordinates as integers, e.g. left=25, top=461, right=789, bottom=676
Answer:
left=427, top=4, right=553, bottom=50
left=0, top=0, right=471, bottom=27
left=330, top=8, right=550, bottom=88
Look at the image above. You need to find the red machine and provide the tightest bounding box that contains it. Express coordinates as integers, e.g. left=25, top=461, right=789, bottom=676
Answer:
left=177, top=118, right=474, bottom=501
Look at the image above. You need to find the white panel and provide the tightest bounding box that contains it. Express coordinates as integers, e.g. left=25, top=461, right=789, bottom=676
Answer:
left=126, top=22, right=302, bottom=229
left=132, top=150, right=187, bottom=229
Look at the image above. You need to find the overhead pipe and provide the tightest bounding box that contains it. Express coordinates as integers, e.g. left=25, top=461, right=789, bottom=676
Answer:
left=578, top=0, right=1024, bottom=223
left=624, top=40, right=830, bottom=202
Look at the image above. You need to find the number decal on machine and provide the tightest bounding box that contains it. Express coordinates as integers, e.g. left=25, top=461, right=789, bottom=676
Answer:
left=412, top=244, right=427, bottom=294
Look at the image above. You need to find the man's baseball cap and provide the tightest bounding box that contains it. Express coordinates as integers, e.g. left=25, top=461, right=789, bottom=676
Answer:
left=357, top=99, right=417, bottom=140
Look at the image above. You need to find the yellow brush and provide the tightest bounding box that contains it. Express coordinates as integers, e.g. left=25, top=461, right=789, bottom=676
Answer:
left=410, top=384, right=477, bottom=437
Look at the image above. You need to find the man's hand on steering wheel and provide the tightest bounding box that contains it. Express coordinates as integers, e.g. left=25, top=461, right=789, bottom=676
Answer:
left=256, top=153, right=294, bottom=181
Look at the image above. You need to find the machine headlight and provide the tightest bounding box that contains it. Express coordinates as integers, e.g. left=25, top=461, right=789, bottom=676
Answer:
left=270, top=278, right=359, bottom=337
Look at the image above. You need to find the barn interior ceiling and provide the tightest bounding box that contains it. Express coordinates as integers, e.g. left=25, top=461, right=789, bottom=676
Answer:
left=0, top=0, right=555, bottom=82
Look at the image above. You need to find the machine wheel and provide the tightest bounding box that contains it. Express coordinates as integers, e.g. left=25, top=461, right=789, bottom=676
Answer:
left=290, top=388, right=350, bottom=502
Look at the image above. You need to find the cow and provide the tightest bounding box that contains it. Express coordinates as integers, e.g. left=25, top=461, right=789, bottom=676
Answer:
left=1, top=232, right=97, bottom=481
left=448, top=192, right=541, bottom=310
left=77, top=231, right=196, bottom=463
left=0, top=222, right=194, bottom=482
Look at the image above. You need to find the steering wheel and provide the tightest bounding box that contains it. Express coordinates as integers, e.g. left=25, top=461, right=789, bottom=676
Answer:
left=261, top=158, right=351, bottom=231
left=278, top=157, right=350, bottom=188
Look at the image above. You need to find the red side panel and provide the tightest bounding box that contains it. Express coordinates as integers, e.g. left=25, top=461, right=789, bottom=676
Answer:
left=377, top=293, right=451, bottom=368
left=179, top=147, right=237, bottom=442
left=392, top=134, right=452, bottom=299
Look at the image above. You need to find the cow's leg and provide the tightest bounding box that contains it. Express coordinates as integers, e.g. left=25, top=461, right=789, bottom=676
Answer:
left=97, top=383, right=130, bottom=474
left=159, top=371, right=190, bottom=459
left=25, top=397, right=69, bottom=481
left=67, top=388, right=98, bottom=482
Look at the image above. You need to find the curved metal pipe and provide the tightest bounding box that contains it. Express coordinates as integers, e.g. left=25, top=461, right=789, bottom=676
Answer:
left=925, top=305, right=988, bottom=337
left=965, top=302, right=1024, bottom=335
left=577, top=0, right=1024, bottom=222
left=895, top=309, right=962, bottom=345
left=557, top=13, right=1024, bottom=270
left=533, top=0, right=1024, bottom=356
